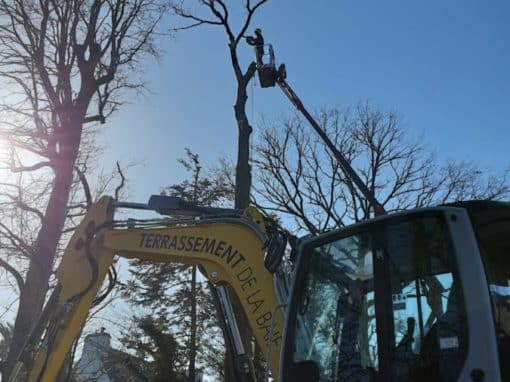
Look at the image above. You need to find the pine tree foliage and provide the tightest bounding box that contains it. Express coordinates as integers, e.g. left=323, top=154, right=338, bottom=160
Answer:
left=0, top=323, right=13, bottom=367
left=121, top=316, right=187, bottom=382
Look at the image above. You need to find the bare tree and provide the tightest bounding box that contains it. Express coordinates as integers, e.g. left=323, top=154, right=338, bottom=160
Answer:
left=169, top=0, right=269, bottom=209
left=0, top=1, right=169, bottom=379
left=252, top=103, right=510, bottom=233
left=250, top=103, right=509, bottom=371
left=167, top=1, right=271, bottom=378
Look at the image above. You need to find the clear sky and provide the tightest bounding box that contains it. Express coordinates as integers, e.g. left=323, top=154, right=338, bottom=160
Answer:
left=98, top=0, right=510, bottom=203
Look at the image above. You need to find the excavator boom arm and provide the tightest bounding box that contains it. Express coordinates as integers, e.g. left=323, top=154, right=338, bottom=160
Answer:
left=19, top=197, right=285, bottom=382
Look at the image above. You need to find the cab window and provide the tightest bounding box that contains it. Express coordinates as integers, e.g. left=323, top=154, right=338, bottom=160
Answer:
left=291, top=213, right=468, bottom=381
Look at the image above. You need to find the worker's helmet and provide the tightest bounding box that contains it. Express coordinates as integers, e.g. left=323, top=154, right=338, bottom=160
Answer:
left=254, top=28, right=262, bottom=35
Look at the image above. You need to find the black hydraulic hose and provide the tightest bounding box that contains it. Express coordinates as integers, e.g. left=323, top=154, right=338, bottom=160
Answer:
left=71, top=221, right=114, bottom=302
left=10, top=286, right=61, bottom=367
left=33, top=221, right=117, bottom=381
left=276, top=78, right=386, bottom=217
left=92, top=266, right=117, bottom=307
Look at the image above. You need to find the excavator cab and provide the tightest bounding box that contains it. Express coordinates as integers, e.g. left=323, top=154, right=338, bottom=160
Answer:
left=281, top=202, right=510, bottom=382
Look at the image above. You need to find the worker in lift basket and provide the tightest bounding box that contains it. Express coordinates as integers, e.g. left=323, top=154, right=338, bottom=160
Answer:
left=245, top=28, right=264, bottom=67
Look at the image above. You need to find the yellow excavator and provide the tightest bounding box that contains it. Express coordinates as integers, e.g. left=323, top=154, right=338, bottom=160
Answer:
left=9, top=194, right=290, bottom=382
left=13, top=193, right=510, bottom=382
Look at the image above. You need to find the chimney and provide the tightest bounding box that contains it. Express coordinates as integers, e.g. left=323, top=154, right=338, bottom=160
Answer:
left=75, top=328, right=113, bottom=380
left=83, top=327, right=111, bottom=356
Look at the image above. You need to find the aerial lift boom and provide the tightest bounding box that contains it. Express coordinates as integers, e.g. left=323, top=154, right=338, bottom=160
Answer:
left=254, top=46, right=385, bottom=217
left=275, top=67, right=386, bottom=217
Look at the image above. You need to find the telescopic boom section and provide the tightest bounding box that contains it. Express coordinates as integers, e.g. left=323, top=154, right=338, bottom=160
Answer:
left=266, top=60, right=386, bottom=217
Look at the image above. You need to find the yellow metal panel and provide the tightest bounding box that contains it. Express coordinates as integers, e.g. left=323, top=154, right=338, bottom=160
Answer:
left=25, top=198, right=284, bottom=381
left=27, top=197, right=116, bottom=382
left=103, top=221, right=285, bottom=380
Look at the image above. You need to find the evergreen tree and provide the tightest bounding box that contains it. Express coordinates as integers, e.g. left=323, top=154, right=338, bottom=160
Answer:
left=0, top=323, right=13, bottom=369
left=122, top=149, right=234, bottom=381
left=122, top=316, right=185, bottom=382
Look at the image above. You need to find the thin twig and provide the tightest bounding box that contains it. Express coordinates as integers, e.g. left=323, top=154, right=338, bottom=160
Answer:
left=74, top=166, right=92, bottom=209
left=114, top=161, right=125, bottom=201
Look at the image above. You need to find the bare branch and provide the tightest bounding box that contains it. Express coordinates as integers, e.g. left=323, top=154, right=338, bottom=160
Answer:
left=0, top=222, right=33, bottom=258
left=0, top=258, right=24, bottom=292
left=83, top=114, right=106, bottom=124
left=74, top=166, right=92, bottom=209
left=114, top=161, right=126, bottom=201
left=170, top=5, right=222, bottom=29
left=10, top=161, right=52, bottom=173
left=6, top=195, right=44, bottom=221
left=253, top=104, right=510, bottom=233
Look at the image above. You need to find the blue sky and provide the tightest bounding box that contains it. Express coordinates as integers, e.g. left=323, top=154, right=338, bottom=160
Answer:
left=98, top=0, right=510, bottom=203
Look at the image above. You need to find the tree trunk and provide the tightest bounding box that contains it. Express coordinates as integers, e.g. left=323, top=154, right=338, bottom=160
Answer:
left=3, top=123, right=82, bottom=381
left=188, top=265, right=197, bottom=382
left=234, top=85, right=253, bottom=210
left=231, top=80, right=258, bottom=380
